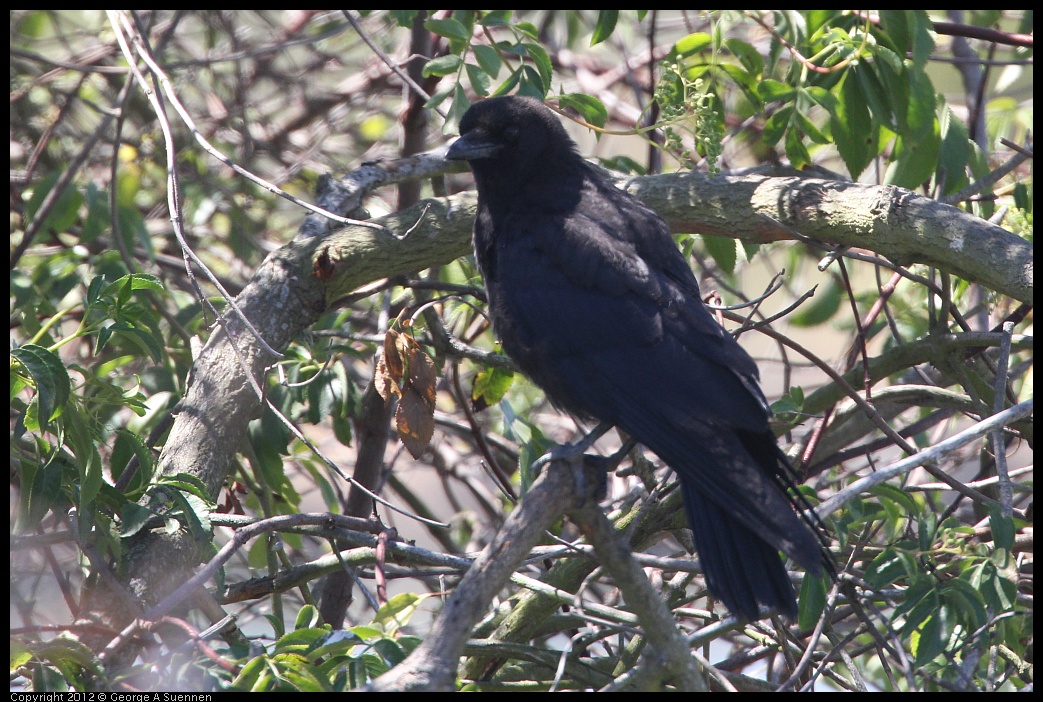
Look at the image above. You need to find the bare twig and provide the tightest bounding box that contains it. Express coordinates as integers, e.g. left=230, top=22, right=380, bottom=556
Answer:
left=816, top=400, right=1033, bottom=518
left=991, top=321, right=1017, bottom=517
left=342, top=11, right=439, bottom=111
left=568, top=501, right=706, bottom=691
left=367, top=457, right=583, bottom=691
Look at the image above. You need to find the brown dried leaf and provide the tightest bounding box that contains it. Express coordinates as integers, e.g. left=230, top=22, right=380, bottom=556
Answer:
left=383, top=329, right=406, bottom=381
left=407, top=346, right=438, bottom=407
left=396, top=386, right=434, bottom=459
left=374, top=353, right=400, bottom=401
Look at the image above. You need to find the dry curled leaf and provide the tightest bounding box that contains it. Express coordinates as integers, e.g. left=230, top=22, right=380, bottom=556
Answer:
left=374, top=353, right=399, bottom=401
left=396, top=385, right=435, bottom=459
left=377, top=327, right=438, bottom=457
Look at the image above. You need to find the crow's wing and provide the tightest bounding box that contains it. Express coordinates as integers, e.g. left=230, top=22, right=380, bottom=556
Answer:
left=476, top=177, right=821, bottom=573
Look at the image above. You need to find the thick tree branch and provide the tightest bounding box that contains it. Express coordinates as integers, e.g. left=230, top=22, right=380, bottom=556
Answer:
left=367, top=458, right=587, bottom=691
left=625, top=172, right=1032, bottom=304
left=94, top=155, right=1031, bottom=668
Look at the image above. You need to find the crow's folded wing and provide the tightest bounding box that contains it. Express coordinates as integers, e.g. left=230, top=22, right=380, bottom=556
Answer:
left=478, top=200, right=821, bottom=571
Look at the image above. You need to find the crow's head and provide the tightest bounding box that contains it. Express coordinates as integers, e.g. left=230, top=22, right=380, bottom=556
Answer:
left=446, top=96, right=580, bottom=187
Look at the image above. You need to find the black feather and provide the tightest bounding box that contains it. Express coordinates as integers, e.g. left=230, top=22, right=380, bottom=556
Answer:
left=447, top=95, right=830, bottom=620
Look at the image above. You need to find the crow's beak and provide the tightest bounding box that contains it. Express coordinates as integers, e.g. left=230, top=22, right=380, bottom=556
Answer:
left=446, top=132, right=502, bottom=161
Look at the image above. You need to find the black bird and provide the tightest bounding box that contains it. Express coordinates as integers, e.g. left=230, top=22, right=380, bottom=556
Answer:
left=446, top=95, right=827, bottom=620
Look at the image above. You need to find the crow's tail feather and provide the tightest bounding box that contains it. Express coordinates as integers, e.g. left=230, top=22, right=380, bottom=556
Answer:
left=680, top=478, right=801, bottom=621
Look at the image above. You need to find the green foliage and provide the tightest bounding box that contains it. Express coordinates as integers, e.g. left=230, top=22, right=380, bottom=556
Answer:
left=471, top=364, right=515, bottom=409
left=423, top=10, right=563, bottom=133
left=10, top=9, right=1032, bottom=694
left=590, top=10, right=619, bottom=47
left=226, top=602, right=425, bottom=691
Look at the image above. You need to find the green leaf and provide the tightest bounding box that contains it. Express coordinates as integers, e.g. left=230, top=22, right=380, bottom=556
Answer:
left=96, top=321, right=165, bottom=363
left=387, top=11, right=419, bottom=28
left=517, top=65, right=546, bottom=98
left=443, top=84, right=472, bottom=135
left=117, top=204, right=150, bottom=260
left=80, top=184, right=109, bottom=244
left=878, top=10, right=910, bottom=57
left=295, top=604, right=322, bottom=631
left=101, top=273, right=163, bottom=297
left=784, top=125, right=812, bottom=170
left=717, top=63, right=759, bottom=96
left=100, top=273, right=163, bottom=300
left=113, top=423, right=157, bottom=496
left=118, top=502, right=154, bottom=537
left=590, top=10, right=618, bottom=46
left=1013, top=182, right=1030, bottom=212
left=59, top=401, right=103, bottom=509
left=755, top=79, right=792, bottom=102
left=465, top=63, right=490, bottom=97
left=421, top=54, right=462, bottom=78
left=702, top=234, right=737, bottom=275
left=975, top=562, right=1017, bottom=611
left=770, top=385, right=804, bottom=420
left=471, top=365, right=515, bottom=409
left=988, top=503, right=1015, bottom=552
left=805, top=10, right=838, bottom=39
left=15, top=11, right=49, bottom=38
left=233, top=655, right=269, bottom=690
left=868, top=482, right=921, bottom=518
left=674, top=32, right=713, bottom=58
left=853, top=62, right=896, bottom=131
left=25, top=457, right=66, bottom=529
left=556, top=93, right=608, bottom=128
left=472, top=44, right=501, bottom=78
left=908, top=11, right=935, bottom=67
left=424, top=17, right=471, bottom=42
left=797, top=570, right=828, bottom=630
left=425, top=83, right=455, bottom=111
left=597, top=154, right=646, bottom=175
left=272, top=653, right=329, bottom=692
left=33, top=637, right=105, bottom=678
left=159, top=472, right=213, bottom=504
left=11, top=344, right=71, bottom=427
left=724, top=38, right=763, bottom=76
left=803, top=85, right=837, bottom=112
left=911, top=607, right=948, bottom=665
left=830, top=70, right=875, bottom=179
left=373, top=592, right=433, bottom=632
left=115, top=168, right=140, bottom=209
left=514, top=22, right=539, bottom=41
left=501, top=401, right=553, bottom=495
left=794, top=108, right=829, bottom=145
left=522, top=42, right=553, bottom=90
left=478, top=10, right=512, bottom=26
left=86, top=275, right=107, bottom=306
left=943, top=576, right=988, bottom=631
left=905, top=68, right=938, bottom=142
left=491, top=68, right=521, bottom=97
left=872, top=47, right=910, bottom=132
left=25, top=171, right=84, bottom=236
left=864, top=548, right=912, bottom=589
left=936, top=104, right=971, bottom=196
left=885, top=129, right=940, bottom=190
left=902, top=583, right=938, bottom=633
left=762, top=104, right=793, bottom=147
left=789, top=275, right=841, bottom=327
left=369, top=638, right=407, bottom=670
left=166, top=488, right=212, bottom=541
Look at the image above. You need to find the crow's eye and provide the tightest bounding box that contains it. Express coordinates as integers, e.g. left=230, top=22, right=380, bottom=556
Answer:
left=503, top=125, right=520, bottom=140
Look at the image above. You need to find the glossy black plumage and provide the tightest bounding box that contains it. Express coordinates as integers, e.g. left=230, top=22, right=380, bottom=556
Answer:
left=446, top=95, right=826, bottom=620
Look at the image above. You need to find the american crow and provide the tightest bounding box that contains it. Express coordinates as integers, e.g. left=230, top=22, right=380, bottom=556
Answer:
left=446, top=95, right=828, bottom=620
